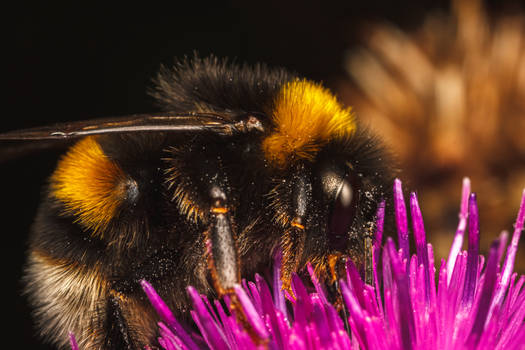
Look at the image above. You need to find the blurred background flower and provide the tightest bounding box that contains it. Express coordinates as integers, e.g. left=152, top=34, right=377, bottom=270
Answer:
left=340, top=0, right=525, bottom=272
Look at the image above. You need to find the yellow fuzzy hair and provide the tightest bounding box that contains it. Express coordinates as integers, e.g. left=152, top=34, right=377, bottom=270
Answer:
left=50, top=136, right=127, bottom=234
left=263, top=79, right=356, bottom=168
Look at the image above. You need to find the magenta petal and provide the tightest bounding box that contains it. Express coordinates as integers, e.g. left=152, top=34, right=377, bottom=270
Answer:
left=499, top=288, right=525, bottom=348
left=410, top=192, right=431, bottom=303
left=340, top=279, right=368, bottom=349
left=256, top=273, right=287, bottom=349
left=461, top=193, right=480, bottom=310
left=466, top=239, right=500, bottom=347
left=273, top=250, right=289, bottom=321
left=508, top=275, right=525, bottom=314
left=307, top=263, right=329, bottom=305
left=248, top=280, right=263, bottom=315
left=291, top=273, right=313, bottom=318
left=447, top=177, right=470, bottom=286
left=346, top=259, right=366, bottom=308
left=216, top=298, right=243, bottom=348
left=187, top=286, right=229, bottom=350
left=158, top=322, right=186, bottom=350
left=394, top=179, right=410, bottom=261
left=386, top=238, right=415, bottom=350
left=311, top=300, right=331, bottom=347
left=140, top=280, right=199, bottom=350
left=234, top=284, right=270, bottom=339
left=68, top=332, right=79, bottom=350
left=157, top=337, right=171, bottom=350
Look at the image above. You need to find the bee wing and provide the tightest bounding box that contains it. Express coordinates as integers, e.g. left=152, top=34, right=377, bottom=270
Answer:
left=0, top=112, right=242, bottom=161
left=0, top=113, right=236, bottom=140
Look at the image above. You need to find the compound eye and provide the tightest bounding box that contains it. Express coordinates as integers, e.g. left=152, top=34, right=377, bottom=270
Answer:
left=328, top=172, right=359, bottom=246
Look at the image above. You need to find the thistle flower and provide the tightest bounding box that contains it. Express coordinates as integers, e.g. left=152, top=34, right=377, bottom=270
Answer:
left=134, top=178, right=525, bottom=350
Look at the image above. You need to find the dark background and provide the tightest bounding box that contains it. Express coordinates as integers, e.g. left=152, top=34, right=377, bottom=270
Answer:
left=5, top=1, right=509, bottom=348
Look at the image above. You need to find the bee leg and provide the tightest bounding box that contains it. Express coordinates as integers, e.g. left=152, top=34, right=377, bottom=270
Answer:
left=281, top=170, right=309, bottom=292
left=205, top=186, right=266, bottom=343
left=206, top=186, right=268, bottom=340
left=205, top=185, right=239, bottom=295
left=280, top=223, right=306, bottom=292
left=102, top=294, right=137, bottom=350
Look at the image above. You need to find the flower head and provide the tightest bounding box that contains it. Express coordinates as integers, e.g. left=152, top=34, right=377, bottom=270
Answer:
left=139, top=178, right=525, bottom=350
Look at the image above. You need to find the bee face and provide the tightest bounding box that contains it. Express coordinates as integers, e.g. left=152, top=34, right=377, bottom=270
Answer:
left=265, top=131, right=391, bottom=285
left=5, top=56, right=393, bottom=349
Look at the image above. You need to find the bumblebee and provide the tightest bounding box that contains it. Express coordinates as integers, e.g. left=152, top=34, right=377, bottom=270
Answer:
left=2, top=56, right=392, bottom=349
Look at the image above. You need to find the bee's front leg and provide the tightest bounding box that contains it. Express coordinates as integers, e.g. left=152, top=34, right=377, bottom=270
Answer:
left=205, top=185, right=240, bottom=296
left=204, top=185, right=267, bottom=343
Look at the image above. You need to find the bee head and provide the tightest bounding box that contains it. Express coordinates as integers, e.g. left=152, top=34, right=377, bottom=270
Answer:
left=262, top=79, right=392, bottom=279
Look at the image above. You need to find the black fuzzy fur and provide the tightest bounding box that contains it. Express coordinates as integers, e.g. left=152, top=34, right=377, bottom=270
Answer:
left=149, top=55, right=296, bottom=114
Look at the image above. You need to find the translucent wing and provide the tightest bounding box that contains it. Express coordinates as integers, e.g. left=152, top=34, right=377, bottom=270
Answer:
left=0, top=112, right=260, bottom=161
left=0, top=113, right=236, bottom=140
